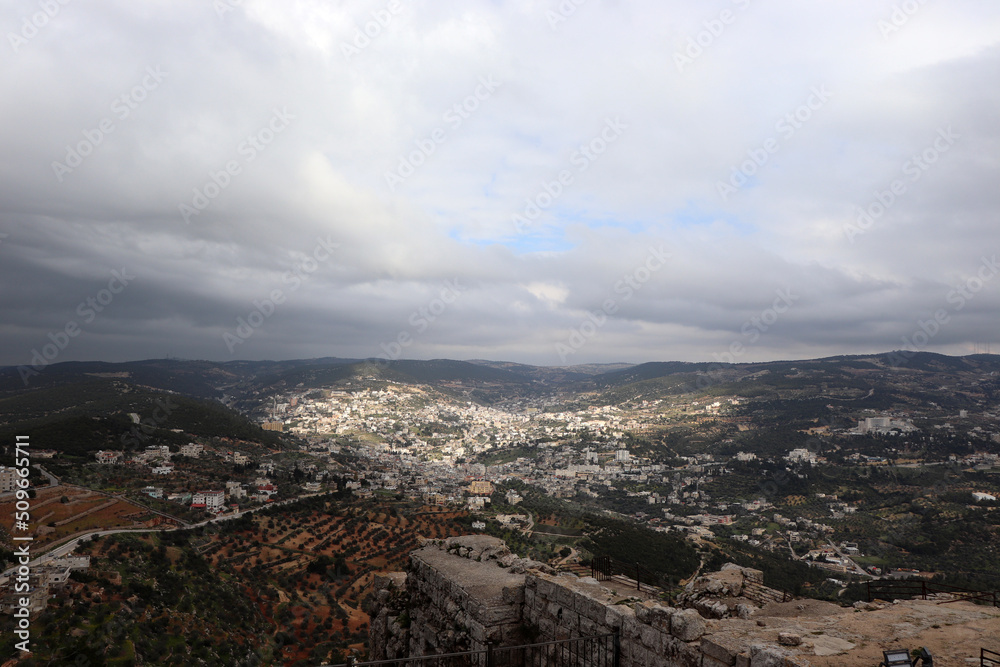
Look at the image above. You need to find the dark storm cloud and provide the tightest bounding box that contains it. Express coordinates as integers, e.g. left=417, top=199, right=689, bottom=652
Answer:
left=1, top=0, right=999, bottom=368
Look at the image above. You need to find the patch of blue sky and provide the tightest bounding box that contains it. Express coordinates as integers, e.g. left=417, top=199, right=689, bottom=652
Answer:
left=447, top=227, right=576, bottom=254
left=580, top=216, right=647, bottom=234
left=672, top=202, right=756, bottom=236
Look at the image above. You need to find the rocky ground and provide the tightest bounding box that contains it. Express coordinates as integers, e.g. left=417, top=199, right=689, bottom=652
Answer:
left=704, top=596, right=1000, bottom=665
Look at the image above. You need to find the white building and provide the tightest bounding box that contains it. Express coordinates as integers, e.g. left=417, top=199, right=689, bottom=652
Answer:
left=786, top=448, right=817, bottom=464
left=144, top=445, right=171, bottom=460
left=94, top=450, right=122, bottom=465
left=180, top=443, right=203, bottom=458
left=615, top=449, right=630, bottom=463
left=467, top=496, right=489, bottom=510
left=857, top=416, right=918, bottom=434
left=0, top=466, right=16, bottom=493
left=192, top=490, right=225, bottom=509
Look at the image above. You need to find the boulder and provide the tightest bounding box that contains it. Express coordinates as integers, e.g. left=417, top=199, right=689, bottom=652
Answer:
left=671, top=608, right=707, bottom=642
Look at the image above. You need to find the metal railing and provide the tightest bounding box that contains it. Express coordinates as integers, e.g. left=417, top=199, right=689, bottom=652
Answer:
left=590, top=555, right=675, bottom=602
left=982, top=647, right=1000, bottom=667
left=325, top=632, right=620, bottom=667
left=867, top=579, right=999, bottom=607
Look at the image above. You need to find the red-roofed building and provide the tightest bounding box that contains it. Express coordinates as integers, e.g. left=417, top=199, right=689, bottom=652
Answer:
left=191, top=490, right=225, bottom=509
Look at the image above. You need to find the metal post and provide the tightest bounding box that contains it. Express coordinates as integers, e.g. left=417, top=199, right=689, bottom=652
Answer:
left=612, top=631, right=620, bottom=667
left=636, top=562, right=640, bottom=591
left=486, top=642, right=495, bottom=667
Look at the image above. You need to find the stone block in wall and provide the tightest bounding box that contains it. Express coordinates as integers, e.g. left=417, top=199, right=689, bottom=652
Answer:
left=620, top=633, right=639, bottom=666
left=502, top=584, right=524, bottom=606
left=702, top=635, right=742, bottom=665
left=632, top=644, right=655, bottom=667
left=749, top=644, right=789, bottom=667
left=478, top=603, right=521, bottom=626
left=578, top=594, right=609, bottom=623
left=638, top=622, right=659, bottom=650
left=605, top=603, right=633, bottom=630
left=620, top=610, right=642, bottom=646
left=660, top=633, right=682, bottom=660
left=675, top=640, right=704, bottom=667
left=579, top=615, right=603, bottom=638
left=635, top=601, right=654, bottom=624
left=741, top=567, right=764, bottom=586
left=735, top=654, right=750, bottom=667
left=467, top=620, right=486, bottom=643
left=499, top=621, right=524, bottom=644
left=553, top=580, right=575, bottom=606
left=561, top=608, right=580, bottom=634
left=705, top=657, right=733, bottom=667
left=445, top=598, right=459, bottom=617
left=538, top=616, right=556, bottom=640
left=526, top=600, right=544, bottom=623
left=649, top=604, right=675, bottom=633
left=671, top=608, right=707, bottom=642
left=534, top=577, right=557, bottom=600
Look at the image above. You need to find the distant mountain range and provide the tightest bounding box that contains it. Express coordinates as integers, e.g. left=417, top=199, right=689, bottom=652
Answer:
left=0, top=350, right=998, bottom=458
left=3, top=352, right=999, bottom=401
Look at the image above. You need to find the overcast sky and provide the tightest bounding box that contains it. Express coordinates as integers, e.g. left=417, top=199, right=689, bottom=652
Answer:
left=2, top=0, right=999, bottom=369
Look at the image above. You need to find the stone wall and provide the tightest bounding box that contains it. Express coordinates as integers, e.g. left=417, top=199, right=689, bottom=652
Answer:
left=369, top=536, right=541, bottom=660
left=523, top=570, right=806, bottom=667
left=676, top=564, right=790, bottom=619
left=369, top=536, right=811, bottom=666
